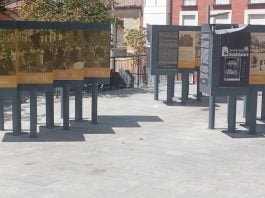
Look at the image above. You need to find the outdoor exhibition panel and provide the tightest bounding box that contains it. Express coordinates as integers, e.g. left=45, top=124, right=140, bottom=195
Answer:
left=248, top=25, right=265, bottom=90
left=0, top=21, right=111, bottom=88
left=199, top=24, right=250, bottom=97
left=199, top=24, right=265, bottom=133
left=83, top=24, right=111, bottom=84
left=199, top=25, right=265, bottom=96
left=0, top=21, right=111, bottom=136
left=0, top=21, right=20, bottom=133
left=150, top=25, right=201, bottom=75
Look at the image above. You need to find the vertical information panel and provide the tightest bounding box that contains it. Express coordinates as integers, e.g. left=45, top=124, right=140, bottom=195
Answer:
left=53, top=29, right=84, bottom=81
left=0, top=28, right=17, bottom=88
left=17, top=29, right=53, bottom=84
left=219, top=32, right=250, bottom=87
left=150, top=26, right=201, bottom=75
left=200, top=31, right=210, bottom=90
left=178, top=31, right=201, bottom=68
left=157, top=31, right=178, bottom=69
left=249, top=33, right=265, bottom=84
left=83, top=30, right=111, bottom=79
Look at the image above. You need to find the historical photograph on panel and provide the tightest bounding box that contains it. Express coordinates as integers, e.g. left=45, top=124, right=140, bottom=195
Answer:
left=157, top=31, right=178, bottom=69
left=224, top=57, right=241, bottom=81
left=178, top=31, right=196, bottom=68
left=250, top=33, right=265, bottom=72
left=52, top=29, right=85, bottom=70
left=0, top=29, right=16, bottom=76
left=83, top=30, right=111, bottom=68
left=17, top=29, right=53, bottom=73
left=249, top=33, right=265, bottom=84
left=179, top=32, right=193, bottom=47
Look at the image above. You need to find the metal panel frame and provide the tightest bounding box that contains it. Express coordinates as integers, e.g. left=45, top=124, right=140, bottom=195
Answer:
left=150, top=25, right=201, bottom=75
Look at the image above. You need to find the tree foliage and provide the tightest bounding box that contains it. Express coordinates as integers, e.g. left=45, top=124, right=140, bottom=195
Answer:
left=0, top=0, right=7, bottom=13
left=19, top=0, right=114, bottom=23
left=125, top=28, right=146, bottom=55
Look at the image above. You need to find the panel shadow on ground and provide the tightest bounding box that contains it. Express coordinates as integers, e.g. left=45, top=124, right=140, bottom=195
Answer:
left=2, top=115, right=163, bottom=142
left=221, top=123, right=265, bottom=139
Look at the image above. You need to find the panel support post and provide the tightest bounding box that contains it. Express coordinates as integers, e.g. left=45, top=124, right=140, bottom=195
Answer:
left=243, top=96, right=247, bottom=119
left=196, top=70, right=202, bottom=101
left=62, top=84, right=70, bottom=130
left=261, top=91, right=265, bottom=120
left=227, top=96, right=237, bottom=132
left=0, top=96, right=4, bottom=131
left=91, top=81, right=98, bottom=124
left=208, top=96, right=216, bottom=129
left=245, top=90, right=251, bottom=126
left=167, top=75, right=174, bottom=103
left=75, top=85, right=83, bottom=122
left=154, top=75, right=159, bottom=100
left=249, top=87, right=257, bottom=134
left=60, top=87, right=63, bottom=118
left=181, top=71, right=189, bottom=104
left=30, top=89, right=37, bottom=138
left=46, top=90, right=54, bottom=128
left=12, top=90, right=21, bottom=135
left=171, top=75, right=175, bottom=98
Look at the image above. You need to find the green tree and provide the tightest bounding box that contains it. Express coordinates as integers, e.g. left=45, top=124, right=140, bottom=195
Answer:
left=0, top=0, right=7, bottom=13
left=125, top=28, right=146, bottom=55
left=19, top=0, right=114, bottom=23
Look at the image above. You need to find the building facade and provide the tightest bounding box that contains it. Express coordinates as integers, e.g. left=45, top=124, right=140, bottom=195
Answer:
left=172, top=0, right=265, bottom=25
left=143, top=0, right=171, bottom=27
left=114, top=0, right=142, bottom=54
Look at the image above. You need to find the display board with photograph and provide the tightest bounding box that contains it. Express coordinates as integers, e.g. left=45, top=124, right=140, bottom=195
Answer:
left=0, top=21, right=111, bottom=85
left=52, top=29, right=85, bottom=81
left=0, top=28, right=17, bottom=88
left=249, top=32, right=265, bottom=85
left=83, top=30, right=111, bottom=78
left=150, top=25, right=201, bottom=75
left=0, top=21, right=17, bottom=89
left=17, top=28, right=53, bottom=84
left=178, top=31, right=201, bottom=69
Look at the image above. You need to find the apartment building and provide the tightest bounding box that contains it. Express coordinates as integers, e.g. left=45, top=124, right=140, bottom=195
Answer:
left=172, top=0, right=265, bottom=25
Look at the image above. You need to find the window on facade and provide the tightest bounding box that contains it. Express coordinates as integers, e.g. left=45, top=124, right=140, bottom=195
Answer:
left=145, top=0, right=156, bottom=7
left=212, top=14, right=230, bottom=24
left=156, top=0, right=166, bottom=6
left=248, top=14, right=265, bottom=24
left=183, top=0, right=197, bottom=6
left=145, top=0, right=166, bottom=6
left=249, top=0, right=265, bottom=4
left=182, top=15, right=196, bottom=25
left=215, top=0, right=230, bottom=5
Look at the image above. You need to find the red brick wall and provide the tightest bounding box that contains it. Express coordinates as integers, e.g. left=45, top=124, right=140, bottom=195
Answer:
left=172, top=0, right=181, bottom=25
left=172, top=0, right=262, bottom=25
left=172, top=0, right=212, bottom=25
left=232, top=0, right=248, bottom=24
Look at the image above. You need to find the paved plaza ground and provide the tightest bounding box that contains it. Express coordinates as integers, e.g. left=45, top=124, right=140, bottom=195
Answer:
left=0, top=82, right=265, bottom=197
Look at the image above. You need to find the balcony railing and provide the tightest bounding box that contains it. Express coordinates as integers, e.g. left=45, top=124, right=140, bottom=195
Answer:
left=183, top=0, right=197, bottom=6
left=249, top=0, right=265, bottom=4
left=215, top=0, right=230, bottom=5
